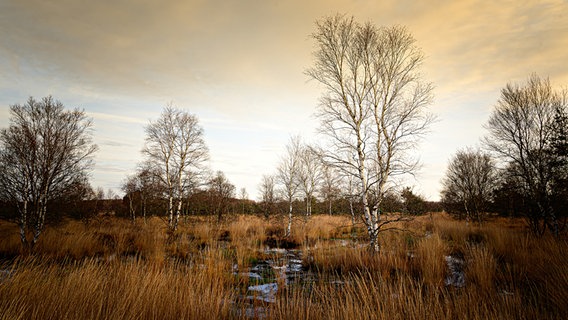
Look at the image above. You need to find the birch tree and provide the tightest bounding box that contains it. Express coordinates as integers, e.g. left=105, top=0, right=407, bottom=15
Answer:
left=306, top=15, right=434, bottom=252
left=239, top=187, right=248, bottom=214
left=0, top=96, right=97, bottom=249
left=276, top=136, right=302, bottom=237
left=319, top=164, right=341, bottom=215
left=142, top=106, right=208, bottom=233
left=341, top=173, right=361, bottom=225
left=298, top=144, right=322, bottom=217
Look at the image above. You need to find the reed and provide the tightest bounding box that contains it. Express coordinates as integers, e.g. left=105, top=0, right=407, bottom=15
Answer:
left=0, top=213, right=566, bottom=319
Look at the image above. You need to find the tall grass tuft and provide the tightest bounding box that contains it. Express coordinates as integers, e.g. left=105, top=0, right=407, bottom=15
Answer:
left=0, top=257, right=233, bottom=320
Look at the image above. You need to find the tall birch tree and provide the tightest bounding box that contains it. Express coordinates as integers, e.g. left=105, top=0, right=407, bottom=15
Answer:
left=306, top=15, right=434, bottom=252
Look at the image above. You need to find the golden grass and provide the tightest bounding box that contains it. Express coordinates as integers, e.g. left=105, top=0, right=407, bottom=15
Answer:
left=0, top=212, right=566, bottom=319
left=0, top=256, right=233, bottom=320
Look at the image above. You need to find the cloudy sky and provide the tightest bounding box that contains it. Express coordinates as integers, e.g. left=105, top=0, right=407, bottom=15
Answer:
left=1, top=0, right=567, bottom=200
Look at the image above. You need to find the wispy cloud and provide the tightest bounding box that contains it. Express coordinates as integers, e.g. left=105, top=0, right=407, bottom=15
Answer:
left=1, top=0, right=567, bottom=199
left=90, top=112, right=147, bottom=125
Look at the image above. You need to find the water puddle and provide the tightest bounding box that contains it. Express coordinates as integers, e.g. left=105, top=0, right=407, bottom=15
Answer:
left=247, top=283, right=278, bottom=303
left=444, top=254, right=465, bottom=288
left=0, top=269, right=12, bottom=283
left=233, top=248, right=317, bottom=318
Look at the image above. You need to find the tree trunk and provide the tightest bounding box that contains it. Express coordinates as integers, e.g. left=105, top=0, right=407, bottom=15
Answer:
left=128, top=195, right=135, bottom=223
left=173, top=197, right=183, bottom=232
left=286, top=200, right=293, bottom=237
left=142, top=197, right=147, bottom=224
left=18, top=199, right=28, bottom=248
left=349, top=197, right=355, bottom=226
left=167, top=195, right=175, bottom=231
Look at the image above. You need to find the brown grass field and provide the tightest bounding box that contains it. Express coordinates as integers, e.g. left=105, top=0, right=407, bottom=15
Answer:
left=0, top=213, right=566, bottom=319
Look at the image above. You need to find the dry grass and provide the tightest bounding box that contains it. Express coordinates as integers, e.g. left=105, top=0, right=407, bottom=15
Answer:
left=0, top=212, right=567, bottom=319
left=0, top=256, right=233, bottom=320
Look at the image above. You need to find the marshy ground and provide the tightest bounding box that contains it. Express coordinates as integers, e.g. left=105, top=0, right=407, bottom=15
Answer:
left=0, top=213, right=566, bottom=319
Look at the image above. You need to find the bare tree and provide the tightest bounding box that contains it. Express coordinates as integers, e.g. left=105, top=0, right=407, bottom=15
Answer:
left=121, top=174, right=140, bottom=223
left=95, top=187, right=105, bottom=200
left=319, top=164, right=341, bottom=215
left=0, top=96, right=97, bottom=248
left=276, top=136, right=302, bottom=237
left=207, top=170, right=235, bottom=222
left=298, top=144, right=322, bottom=217
left=142, top=106, right=208, bottom=233
left=239, top=187, right=248, bottom=214
left=341, top=173, right=361, bottom=225
left=259, top=174, right=276, bottom=219
left=440, top=148, right=496, bottom=224
left=484, top=74, right=567, bottom=236
left=106, top=188, right=118, bottom=200
left=127, top=162, right=165, bottom=222
left=306, top=15, right=434, bottom=252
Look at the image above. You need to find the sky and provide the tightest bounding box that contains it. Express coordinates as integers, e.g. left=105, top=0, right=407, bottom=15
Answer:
left=1, top=0, right=568, bottom=201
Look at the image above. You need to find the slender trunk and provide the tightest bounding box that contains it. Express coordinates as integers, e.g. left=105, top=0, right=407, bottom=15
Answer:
left=369, top=213, right=380, bottom=253
left=286, top=199, right=293, bottom=237
left=349, top=196, right=355, bottom=226
left=464, top=200, right=470, bottom=226
left=173, top=197, right=183, bottom=232
left=19, top=199, right=28, bottom=248
left=32, top=203, right=46, bottom=247
left=537, top=196, right=559, bottom=237
left=168, top=194, right=174, bottom=231
left=369, top=206, right=380, bottom=253
left=142, top=197, right=147, bottom=224
left=128, top=195, right=135, bottom=223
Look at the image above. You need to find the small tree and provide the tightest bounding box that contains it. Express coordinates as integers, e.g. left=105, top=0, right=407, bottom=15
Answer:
left=298, top=144, right=322, bottom=217
left=340, top=173, right=361, bottom=225
left=259, top=174, right=276, bottom=219
left=207, top=170, right=235, bottom=222
left=401, top=187, right=428, bottom=216
left=276, top=136, right=302, bottom=237
left=136, top=163, right=164, bottom=221
left=121, top=174, right=140, bottom=223
left=239, top=187, right=249, bottom=214
left=142, top=106, right=208, bottom=233
left=0, top=96, right=97, bottom=248
left=440, top=148, right=496, bottom=224
left=319, top=165, right=341, bottom=215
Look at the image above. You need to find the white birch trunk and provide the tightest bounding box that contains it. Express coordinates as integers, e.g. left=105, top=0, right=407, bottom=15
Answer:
left=286, top=200, right=293, bottom=237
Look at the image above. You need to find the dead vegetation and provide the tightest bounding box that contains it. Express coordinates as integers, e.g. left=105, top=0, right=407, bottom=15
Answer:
left=0, top=213, right=566, bottom=319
